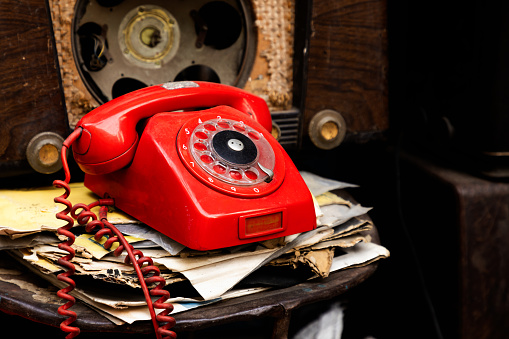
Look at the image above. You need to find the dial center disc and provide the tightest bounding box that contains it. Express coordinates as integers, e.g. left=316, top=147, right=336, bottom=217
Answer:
left=227, top=138, right=244, bottom=151
left=212, top=130, right=257, bottom=165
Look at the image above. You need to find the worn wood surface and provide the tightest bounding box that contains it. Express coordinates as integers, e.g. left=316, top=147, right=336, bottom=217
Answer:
left=0, top=0, right=68, bottom=174
left=303, top=0, right=388, bottom=140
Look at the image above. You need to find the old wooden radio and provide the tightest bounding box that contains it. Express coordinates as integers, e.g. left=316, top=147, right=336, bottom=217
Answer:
left=0, top=0, right=388, bottom=176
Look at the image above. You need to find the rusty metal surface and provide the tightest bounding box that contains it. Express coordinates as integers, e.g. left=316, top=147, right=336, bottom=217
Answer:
left=0, top=226, right=379, bottom=334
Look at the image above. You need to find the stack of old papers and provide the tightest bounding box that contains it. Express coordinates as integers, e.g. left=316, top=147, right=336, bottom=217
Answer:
left=0, top=172, right=389, bottom=325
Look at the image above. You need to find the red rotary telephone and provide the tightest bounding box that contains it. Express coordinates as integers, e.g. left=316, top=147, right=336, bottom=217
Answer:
left=73, top=81, right=316, bottom=250
left=53, top=81, right=316, bottom=338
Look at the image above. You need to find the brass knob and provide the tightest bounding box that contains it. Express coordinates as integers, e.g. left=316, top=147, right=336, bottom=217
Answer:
left=26, top=132, right=64, bottom=174
left=308, top=110, right=347, bottom=150
left=271, top=122, right=281, bottom=141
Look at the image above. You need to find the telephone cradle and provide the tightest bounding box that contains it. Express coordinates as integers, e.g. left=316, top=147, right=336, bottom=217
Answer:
left=52, top=81, right=316, bottom=338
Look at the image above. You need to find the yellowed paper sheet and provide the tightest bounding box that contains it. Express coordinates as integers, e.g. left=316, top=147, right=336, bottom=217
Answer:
left=74, top=234, right=145, bottom=259
left=315, top=191, right=352, bottom=207
left=0, top=183, right=138, bottom=237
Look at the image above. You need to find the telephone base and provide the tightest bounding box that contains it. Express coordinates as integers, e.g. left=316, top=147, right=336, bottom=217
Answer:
left=84, top=109, right=316, bottom=250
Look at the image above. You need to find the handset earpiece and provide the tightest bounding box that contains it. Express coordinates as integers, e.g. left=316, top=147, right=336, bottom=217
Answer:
left=72, top=81, right=271, bottom=175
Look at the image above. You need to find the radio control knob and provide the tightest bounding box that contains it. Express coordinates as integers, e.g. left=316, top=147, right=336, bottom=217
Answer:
left=26, top=132, right=64, bottom=174
left=271, top=122, right=281, bottom=141
left=308, top=109, right=347, bottom=150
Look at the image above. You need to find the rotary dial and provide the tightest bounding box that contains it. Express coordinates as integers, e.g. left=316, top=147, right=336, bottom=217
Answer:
left=188, top=118, right=275, bottom=185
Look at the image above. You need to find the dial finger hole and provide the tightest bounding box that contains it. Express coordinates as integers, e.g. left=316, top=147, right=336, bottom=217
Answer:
left=213, top=164, right=227, bottom=174
left=200, top=154, right=214, bottom=163
left=195, top=131, right=208, bottom=139
left=217, top=121, right=230, bottom=129
left=245, top=170, right=258, bottom=180
left=248, top=131, right=260, bottom=140
left=204, top=124, right=216, bottom=132
left=193, top=142, right=207, bottom=151
left=229, top=170, right=242, bottom=180
left=233, top=123, right=245, bottom=132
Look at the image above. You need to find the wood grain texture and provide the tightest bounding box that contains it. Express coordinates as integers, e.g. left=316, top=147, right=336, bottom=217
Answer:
left=0, top=0, right=68, bottom=173
left=303, top=0, right=388, bottom=139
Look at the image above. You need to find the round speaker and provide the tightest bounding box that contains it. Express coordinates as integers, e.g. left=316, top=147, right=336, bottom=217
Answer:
left=72, top=0, right=256, bottom=103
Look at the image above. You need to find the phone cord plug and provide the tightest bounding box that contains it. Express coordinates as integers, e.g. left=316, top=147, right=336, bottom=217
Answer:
left=52, top=128, right=84, bottom=338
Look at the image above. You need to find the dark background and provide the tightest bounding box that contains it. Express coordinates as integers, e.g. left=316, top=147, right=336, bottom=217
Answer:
left=5, top=0, right=506, bottom=338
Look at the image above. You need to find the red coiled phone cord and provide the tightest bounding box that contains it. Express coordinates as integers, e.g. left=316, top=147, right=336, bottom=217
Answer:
left=53, top=128, right=176, bottom=339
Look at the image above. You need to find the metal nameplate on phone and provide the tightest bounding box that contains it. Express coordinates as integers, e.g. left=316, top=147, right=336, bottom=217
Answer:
left=160, top=81, right=200, bottom=90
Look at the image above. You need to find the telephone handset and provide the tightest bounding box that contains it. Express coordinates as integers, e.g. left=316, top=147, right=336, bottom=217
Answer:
left=72, top=81, right=316, bottom=250
left=73, top=81, right=272, bottom=175
left=53, top=81, right=315, bottom=338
